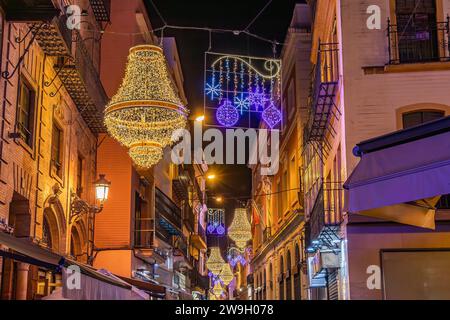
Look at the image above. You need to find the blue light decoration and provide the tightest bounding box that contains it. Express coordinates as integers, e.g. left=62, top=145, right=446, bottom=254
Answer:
left=227, top=247, right=249, bottom=268
left=207, top=208, right=226, bottom=236
left=204, top=52, right=282, bottom=129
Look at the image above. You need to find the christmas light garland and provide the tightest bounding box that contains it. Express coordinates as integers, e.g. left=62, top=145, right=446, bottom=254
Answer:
left=105, top=45, right=187, bottom=168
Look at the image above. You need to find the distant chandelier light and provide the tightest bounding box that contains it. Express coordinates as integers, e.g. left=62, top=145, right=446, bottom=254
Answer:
left=206, top=247, right=226, bottom=275
left=105, top=45, right=188, bottom=168
left=228, top=208, right=252, bottom=249
left=219, top=263, right=234, bottom=286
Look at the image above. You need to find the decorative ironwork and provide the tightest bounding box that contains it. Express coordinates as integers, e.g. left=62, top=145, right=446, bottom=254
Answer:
left=1, top=23, right=45, bottom=80
left=70, top=193, right=103, bottom=225
left=305, top=180, right=343, bottom=252
left=388, top=16, right=450, bottom=65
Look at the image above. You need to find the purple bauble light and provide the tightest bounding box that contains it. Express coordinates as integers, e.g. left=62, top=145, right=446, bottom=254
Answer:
left=207, top=224, right=216, bottom=234
left=216, top=100, right=239, bottom=127
left=262, top=103, right=282, bottom=128
left=216, top=225, right=225, bottom=235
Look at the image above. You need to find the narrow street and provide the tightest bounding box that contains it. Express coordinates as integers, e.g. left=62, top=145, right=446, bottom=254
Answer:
left=0, top=0, right=449, bottom=305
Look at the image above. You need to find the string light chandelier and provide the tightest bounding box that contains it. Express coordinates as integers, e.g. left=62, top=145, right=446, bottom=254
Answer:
left=228, top=208, right=252, bottom=250
left=206, top=247, right=226, bottom=275
left=105, top=45, right=188, bottom=168
left=219, top=263, right=234, bottom=286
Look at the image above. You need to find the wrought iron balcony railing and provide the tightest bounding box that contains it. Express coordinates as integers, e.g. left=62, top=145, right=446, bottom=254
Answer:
left=134, top=218, right=155, bottom=249
left=155, top=187, right=182, bottom=241
left=304, top=42, right=341, bottom=161
left=305, top=180, right=343, bottom=250
left=388, top=17, right=450, bottom=64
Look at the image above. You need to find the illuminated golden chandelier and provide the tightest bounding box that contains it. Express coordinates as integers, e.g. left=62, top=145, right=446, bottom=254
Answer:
left=206, top=247, right=227, bottom=276
left=105, top=45, right=187, bottom=168
left=219, top=263, right=235, bottom=286
left=228, top=208, right=252, bottom=250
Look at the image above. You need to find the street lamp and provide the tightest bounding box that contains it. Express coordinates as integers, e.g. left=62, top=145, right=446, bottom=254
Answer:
left=195, top=115, right=205, bottom=122
left=94, top=174, right=111, bottom=203
left=70, top=174, right=111, bottom=224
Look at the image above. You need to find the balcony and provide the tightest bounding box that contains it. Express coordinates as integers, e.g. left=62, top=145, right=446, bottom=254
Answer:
left=190, top=269, right=209, bottom=290
left=191, top=222, right=207, bottom=250
left=3, top=0, right=58, bottom=21
left=30, top=15, right=108, bottom=133
left=388, top=17, right=450, bottom=65
left=56, top=34, right=108, bottom=133
left=89, top=0, right=111, bottom=22
left=31, top=15, right=72, bottom=56
left=182, top=202, right=195, bottom=232
left=304, top=42, right=340, bottom=160
left=155, top=187, right=182, bottom=243
left=305, top=181, right=343, bottom=250
left=173, top=235, right=189, bottom=260
left=134, top=218, right=154, bottom=249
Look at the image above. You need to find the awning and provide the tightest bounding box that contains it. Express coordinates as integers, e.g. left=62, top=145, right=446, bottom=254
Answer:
left=0, top=232, right=63, bottom=268
left=117, top=275, right=166, bottom=298
left=0, top=231, right=149, bottom=300
left=345, top=128, right=450, bottom=229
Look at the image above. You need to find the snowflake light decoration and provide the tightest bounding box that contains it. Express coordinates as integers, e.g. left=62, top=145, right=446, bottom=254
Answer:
left=205, top=82, right=221, bottom=100
left=204, top=52, right=282, bottom=129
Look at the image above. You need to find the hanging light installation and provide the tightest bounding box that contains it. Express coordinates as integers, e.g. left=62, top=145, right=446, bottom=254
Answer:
left=206, top=247, right=226, bottom=275
left=228, top=208, right=252, bottom=250
left=105, top=45, right=188, bottom=168
left=219, top=263, right=235, bottom=286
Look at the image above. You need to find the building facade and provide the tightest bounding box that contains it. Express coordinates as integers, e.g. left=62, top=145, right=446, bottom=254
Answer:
left=250, top=3, right=312, bottom=301
left=303, top=0, right=450, bottom=300
left=0, top=0, right=107, bottom=299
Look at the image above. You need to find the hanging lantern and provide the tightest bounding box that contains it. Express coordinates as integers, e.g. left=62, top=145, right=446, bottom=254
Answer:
left=228, top=208, right=252, bottom=249
left=105, top=45, right=188, bottom=168
left=220, top=263, right=234, bottom=286
left=206, top=247, right=226, bottom=275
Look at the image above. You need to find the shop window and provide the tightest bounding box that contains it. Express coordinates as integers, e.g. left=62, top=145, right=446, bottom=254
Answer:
left=402, top=110, right=445, bottom=128
left=17, top=77, right=36, bottom=147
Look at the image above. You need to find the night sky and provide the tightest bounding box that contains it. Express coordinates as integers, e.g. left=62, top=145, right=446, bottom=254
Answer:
left=145, top=0, right=299, bottom=202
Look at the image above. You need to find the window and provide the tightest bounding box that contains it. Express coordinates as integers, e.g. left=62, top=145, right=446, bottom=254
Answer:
left=282, top=171, right=288, bottom=214
left=289, top=156, right=297, bottom=205
left=76, top=156, right=83, bottom=196
left=395, top=0, right=440, bottom=63
left=276, top=181, right=282, bottom=221
left=51, top=123, right=63, bottom=178
left=402, top=110, right=445, bottom=128
left=17, top=77, right=36, bottom=147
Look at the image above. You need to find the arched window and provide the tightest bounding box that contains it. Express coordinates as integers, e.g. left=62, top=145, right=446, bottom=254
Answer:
left=70, top=226, right=82, bottom=260
left=286, top=250, right=292, bottom=300
left=279, top=256, right=285, bottom=300
left=402, top=110, right=445, bottom=129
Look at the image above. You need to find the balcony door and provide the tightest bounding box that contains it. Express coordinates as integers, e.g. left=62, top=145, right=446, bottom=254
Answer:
left=395, top=0, right=439, bottom=63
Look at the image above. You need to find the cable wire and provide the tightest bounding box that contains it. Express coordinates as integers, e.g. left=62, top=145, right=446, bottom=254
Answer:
left=244, top=0, right=273, bottom=31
